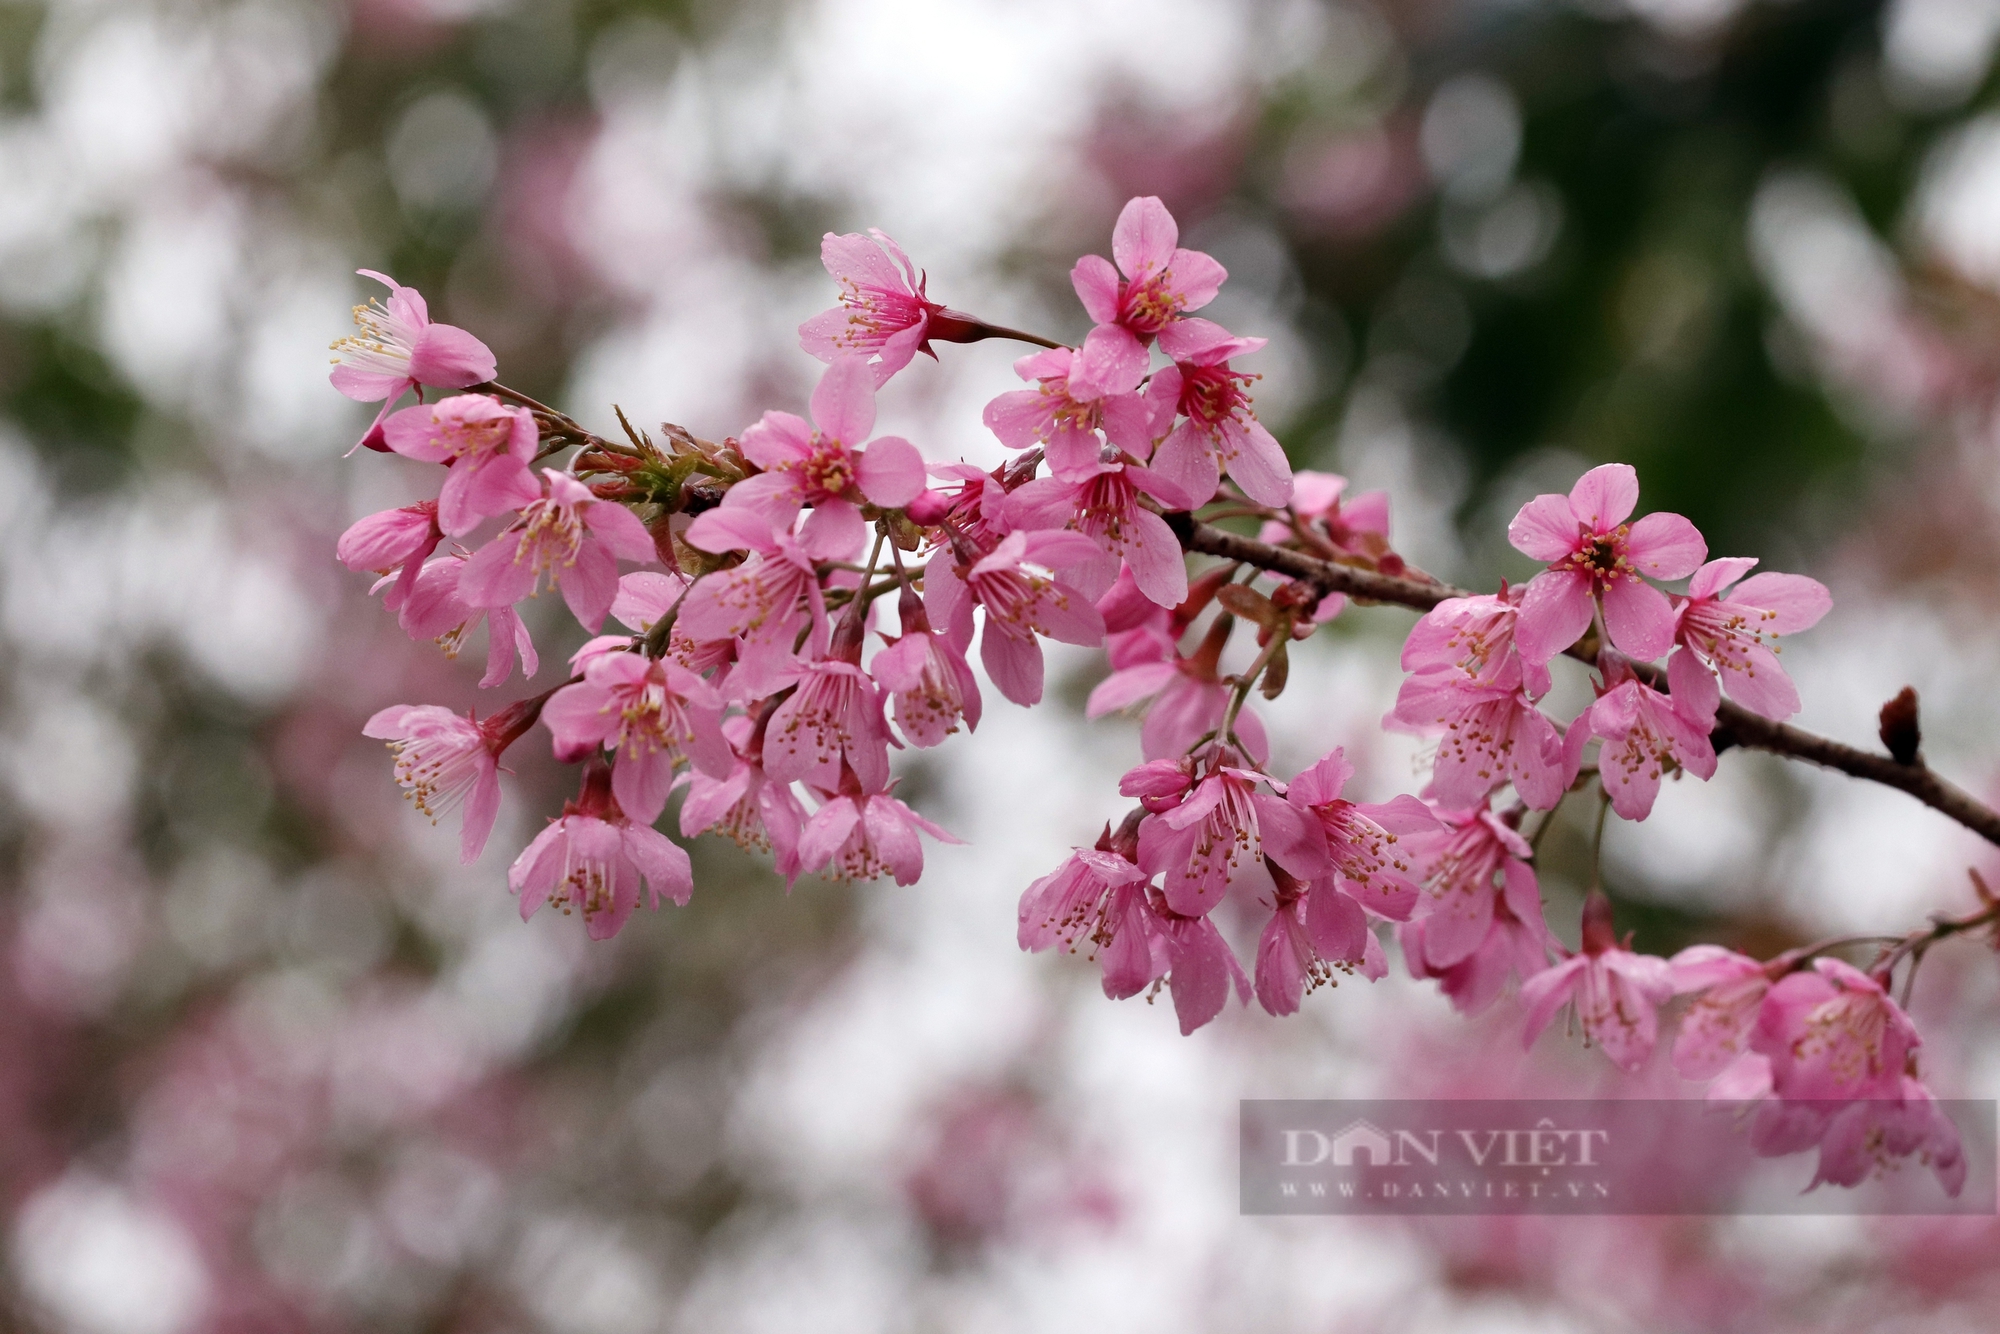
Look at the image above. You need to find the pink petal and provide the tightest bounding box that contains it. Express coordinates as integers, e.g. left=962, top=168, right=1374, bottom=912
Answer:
left=1156, top=317, right=1261, bottom=364
left=820, top=231, right=907, bottom=290
left=1566, top=463, right=1639, bottom=532
left=1069, top=324, right=1149, bottom=399
left=460, top=761, right=502, bottom=864
left=1221, top=417, right=1293, bottom=507
left=1600, top=577, right=1676, bottom=661
left=1112, top=195, right=1178, bottom=277
left=982, top=389, right=1049, bottom=452
left=1086, top=660, right=1178, bottom=718
left=1122, top=508, right=1190, bottom=607
left=810, top=355, right=878, bottom=446
left=458, top=533, right=536, bottom=609
left=408, top=322, right=497, bottom=387
left=797, top=799, right=862, bottom=874
left=438, top=455, right=539, bottom=536
left=1719, top=643, right=1800, bottom=720
left=1306, top=883, right=1368, bottom=963
left=1730, top=572, right=1832, bottom=634
left=738, top=410, right=814, bottom=470
left=612, top=751, right=676, bottom=826
left=798, top=498, right=866, bottom=561
left=1625, top=511, right=1707, bottom=580
left=1513, top=569, right=1594, bottom=665
left=1517, top=956, right=1587, bottom=1047
left=1255, top=912, right=1307, bottom=1016
left=586, top=498, right=660, bottom=563
left=1149, top=421, right=1222, bottom=513
left=1667, top=647, right=1720, bottom=728
left=1688, top=556, right=1758, bottom=600
left=1070, top=254, right=1122, bottom=325
left=684, top=507, right=781, bottom=555
left=559, top=537, right=620, bottom=632
left=981, top=626, right=1045, bottom=706
left=624, top=825, right=694, bottom=907
left=540, top=681, right=617, bottom=757
left=1507, top=493, right=1581, bottom=562
left=329, top=365, right=409, bottom=403
left=381, top=402, right=454, bottom=462
left=1163, top=248, right=1227, bottom=311
left=857, top=435, right=926, bottom=508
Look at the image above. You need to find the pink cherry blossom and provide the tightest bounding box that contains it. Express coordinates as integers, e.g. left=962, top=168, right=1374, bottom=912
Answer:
left=379, top=393, right=541, bottom=535
left=982, top=347, right=1162, bottom=480
left=725, top=356, right=927, bottom=554
left=1519, top=892, right=1675, bottom=1073
left=1135, top=763, right=1322, bottom=917
left=1673, top=557, right=1832, bottom=722
left=872, top=587, right=981, bottom=748
left=1667, top=945, right=1772, bottom=1081
left=1005, top=461, right=1191, bottom=607
left=396, top=553, right=539, bottom=689
left=1399, top=864, right=1552, bottom=1017
left=763, top=656, right=894, bottom=794
left=1806, top=1076, right=1966, bottom=1196
left=1017, top=837, right=1150, bottom=956
left=1068, top=196, right=1227, bottom=398
left=337, top=499, right=441, bottom=612
left=1254, top=864, right=1374, bottom=1017
left=798, top=229, right=945, bottom=385
left=459, top=470, right=658, bottom=632
left=913, top=461, right=1015, bottom=553
left=363, top=698, right=541, bottom=863
left=1506, top=463, right=1708, bottom=665
left=1144, top=318, right=1293, bottom=508
left=926, top=529, right=1107, bottom=707
left=795, top=778, right=961, bottom=885
left=329, top=270, right=497, bottom=451
left=680, top=507, right=834, bottom=695
left=1399, top=585, right=1550, bottom=698
left=510, top=769, right=693, bottom=940
left=541, top=651, right=731, bottom=825
left=679, top=716, right=809, bottom=886
left=1086, top=598, right=1272, bottom=764
left=1389, top=662, right=1571, bottom=811
left=1576, top=651, right=1718, bottom=821
left=1285, top=747, right=1440, bottom=919
left=1750, top=957, right=1920, bottom=1103
left=1404, top=804, right=1543, bottom=971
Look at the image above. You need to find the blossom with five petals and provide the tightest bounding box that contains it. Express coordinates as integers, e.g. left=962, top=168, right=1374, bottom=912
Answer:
left=1006, top=460, right=1191, bottom=607
left=1506, top=462, right=1707, bottom=666
left=1672, top=557, right=1832, bottom=722
left=798, top=230, right=947, bottom=385
left=1572, top=651, right=1718, bottom=820
left=982, top=347, right=1161, bottom=481
left=1067, top=196, right=1227, bottom=398
left=1144, top=318, right=1293, bottom=509
left=1519, top=892, right=1675, bottom=1073
left=541, top=652, right=731, bottom=824
left=459, top=470, right=658, bottom=632
left=724, top=356, right=927, bottom=555
left=510, top=766, right=692, bottom=940
left=925, top=529, right=1106, bottom=706
left=363, top=697, right=544, bottom=863
left=379, top=393, right=541, bottom=535
left=396, top=553, right=539, bottom=689
left=329, top=269, right=496, bottom=451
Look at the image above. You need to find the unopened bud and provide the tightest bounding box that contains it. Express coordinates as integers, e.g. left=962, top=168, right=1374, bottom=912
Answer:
left=1879, top=686, right=1922, bottom=765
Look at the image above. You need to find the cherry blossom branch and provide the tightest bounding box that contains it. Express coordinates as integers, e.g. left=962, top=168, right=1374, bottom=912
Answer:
left=1169, top=514, right=2000, bottom=848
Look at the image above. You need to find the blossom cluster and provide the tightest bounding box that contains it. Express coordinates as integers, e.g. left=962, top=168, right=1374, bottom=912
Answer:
left=332, top=195, right=1968, bottom=1196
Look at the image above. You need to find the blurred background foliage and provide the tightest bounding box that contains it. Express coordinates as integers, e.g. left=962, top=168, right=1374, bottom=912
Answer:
left=4, top=0, right=2000, bottom=1329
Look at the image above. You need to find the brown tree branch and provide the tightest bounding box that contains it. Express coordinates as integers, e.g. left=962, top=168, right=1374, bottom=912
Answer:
left=1170, top=515, right=2000, bottom=848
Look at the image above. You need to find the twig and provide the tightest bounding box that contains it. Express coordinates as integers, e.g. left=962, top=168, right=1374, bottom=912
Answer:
left=1169, top=515, right=2000, bottom=848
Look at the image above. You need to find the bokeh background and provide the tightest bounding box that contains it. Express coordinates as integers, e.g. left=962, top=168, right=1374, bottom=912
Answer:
left=6, top=0, right=2000, bottom=1328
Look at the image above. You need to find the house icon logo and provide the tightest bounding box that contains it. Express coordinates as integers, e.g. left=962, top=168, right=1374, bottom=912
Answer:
left=1329, top=1119, right=1396, bottom=1166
